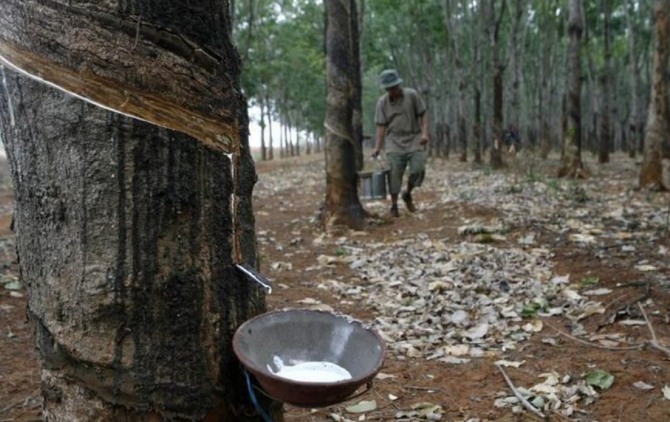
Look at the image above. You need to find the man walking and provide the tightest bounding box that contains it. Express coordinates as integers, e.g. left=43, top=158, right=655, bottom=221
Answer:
left=371, top=69, right=430, bottom=217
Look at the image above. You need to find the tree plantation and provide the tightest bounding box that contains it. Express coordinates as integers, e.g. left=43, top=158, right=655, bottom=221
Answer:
left=1, top=0, right=670, bottom=422
left=235, top=0, right=669, bottom=188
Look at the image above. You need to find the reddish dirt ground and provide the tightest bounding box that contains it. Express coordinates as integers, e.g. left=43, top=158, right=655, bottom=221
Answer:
left=1, top=154, right=670, bottom=422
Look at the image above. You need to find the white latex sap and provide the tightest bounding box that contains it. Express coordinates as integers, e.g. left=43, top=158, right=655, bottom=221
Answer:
left=270, top=357, right=352, bottom=383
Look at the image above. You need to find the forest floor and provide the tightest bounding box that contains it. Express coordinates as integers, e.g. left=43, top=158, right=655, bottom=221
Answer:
left=2, top=151, right=670, bottom=422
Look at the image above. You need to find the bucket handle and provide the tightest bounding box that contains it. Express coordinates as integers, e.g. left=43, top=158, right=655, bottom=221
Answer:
left=244, top=369, right=274, bottom=422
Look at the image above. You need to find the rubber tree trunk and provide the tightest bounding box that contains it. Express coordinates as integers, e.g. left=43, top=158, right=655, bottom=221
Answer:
left=624, top=0, right=641, bottom=159
left=473, top=86, right=483, bottom=165
left=0, top=0, right=281, bottom=420
left=538, top=0, right=555, bottom=160
left=558, top=0, right=586, bottom=178
left=260, top=93, right=268, bottom=161
left=598, top=0, right=611, bottom=164
left=350, top=0, right=365, bottom=172
left=488, top=0, right=505, bottom=169
left=639, top=0, right=669, bottom=190
left=323, top=0, right=366, bottom=230
left=266, top=94, right=274, bottom=160
left=445, top=0, right=468, bottom=163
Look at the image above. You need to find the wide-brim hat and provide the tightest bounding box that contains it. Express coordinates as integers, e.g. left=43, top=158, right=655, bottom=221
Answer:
left=379, top=69, right=402, bottom=89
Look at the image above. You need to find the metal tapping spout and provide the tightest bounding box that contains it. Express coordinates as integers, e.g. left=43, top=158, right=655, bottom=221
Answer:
left=235, top=263, right=273, bottom=294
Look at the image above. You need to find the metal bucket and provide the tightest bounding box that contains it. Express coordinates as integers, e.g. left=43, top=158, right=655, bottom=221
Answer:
left=359, top=170, right=388, bottom=200
left=233, top=310, right=386, bottom=407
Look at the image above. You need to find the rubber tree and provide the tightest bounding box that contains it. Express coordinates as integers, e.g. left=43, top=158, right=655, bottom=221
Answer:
left=624, top=0, right=642, bottom=159
left=351, top=0, right=365, bottom=171
left=0, top=0, right=281, bottom=420
left=445, top=0, right=469, bottom=163
left=598, top=0, right=612, bottom=164
left=558, top=0, right=586, bottom=178
left=323, top=0, right=367, bottom=230
left=639, top=0, right=669, bottom=190
left=487, top=0, right=507, bottom=169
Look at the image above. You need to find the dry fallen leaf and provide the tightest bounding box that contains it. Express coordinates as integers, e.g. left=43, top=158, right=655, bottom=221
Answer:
left=495, top=360, right=525, bottom=368
left=345, top=400, right=377, bottom=414
left=633, top=381, right=654, bottom=390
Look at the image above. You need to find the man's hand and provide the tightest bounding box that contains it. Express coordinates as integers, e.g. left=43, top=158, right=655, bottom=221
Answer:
left=371, top=148, right=381, bottom=158
left=420, top=135, right=429, bottom=146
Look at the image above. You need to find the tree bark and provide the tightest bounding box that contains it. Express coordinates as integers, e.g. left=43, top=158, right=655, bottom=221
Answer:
left=538, top=0, right=557, bottom=160
left=0, top=0, right=281, bottom=420
left=491, top=64, right=505, bottom=168
left=445, top=0, right=468, bottom=163
left=323, top=0, right=366, bottom=230
left=473, top=86, right=483, bottom=165
left=639, top=0, right=669, bottom=190
left=260, top=94, right=267, bottom=161
left=266, top=94, right=274, bottom=160
left=0, top=1, right=239, bottom=153
left=625, top=0, right=642, bottom=159
left=350, top=0, right=365, bottom=172
left=488, top=0, right=506, bottom=169
left=598, top=0, right=611, bottom=164
left=558, top=0, right=586, bottom=178
left=508, top=0, right=524, bottom=139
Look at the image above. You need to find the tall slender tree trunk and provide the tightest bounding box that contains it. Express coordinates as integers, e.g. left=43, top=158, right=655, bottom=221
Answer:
left=508, top=0, right=524, bottom=138
left=538, top=0, right=555, bottom=160
left=296, top=127, right=301, bottom=156
left=491, top=65, right=504, bottom=168
left=625, top=0, right=641, bottom=159
left=639, top=0, right=669, bottom=190
left=281, top=117, right=285, bottom=158
left=323, top=0, right=365, bottom=229
left=488, top=0, right=506, bottom=169
left=266, top=94, right=274, bottom=160
left=558, top=0, right=586, bottom=178
left=350, top=0, right=364, bottom=171
left=445, top=0, right=468, bottom=163
left=0, top=0, right=280, bottom=420
left=288, top=118, right=295, bottom=157
left=471, top=1, right=485, bottom=165
left=598, top=0, right=611, bottom=164
left=473, top=86, right=483, bottom=164
left=260, top=95, right=267, bottom=161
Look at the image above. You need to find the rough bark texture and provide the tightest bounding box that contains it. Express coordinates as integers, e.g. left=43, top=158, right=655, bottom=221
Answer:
left=323, top=0, right=366, bottom=230
left=350, top=0, right=365, bottom=172
left=0, top=0, right=281, bottom=420
left=0, top=0, right=239, bottom=152
left=558, top=0, right=586, bottom=178
left=639, top=0, right=669, bottom=190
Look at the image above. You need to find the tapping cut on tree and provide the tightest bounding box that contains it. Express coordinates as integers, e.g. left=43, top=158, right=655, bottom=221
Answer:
left=0, top=1, right=240, bottom=153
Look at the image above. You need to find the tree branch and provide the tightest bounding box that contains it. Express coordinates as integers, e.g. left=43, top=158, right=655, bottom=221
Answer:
left=638, top=303, right=670, bottom=357
left=495, top=363, right=546, bottom=419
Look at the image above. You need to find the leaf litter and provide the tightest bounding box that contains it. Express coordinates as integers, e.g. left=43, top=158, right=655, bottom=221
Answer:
left=255, top=157, right=670, bottom=419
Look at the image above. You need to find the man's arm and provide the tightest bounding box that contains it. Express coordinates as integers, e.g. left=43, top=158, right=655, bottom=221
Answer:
left=372, top=124, right=386, bottom=157
left=420, top=113, right=430, bottom=145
